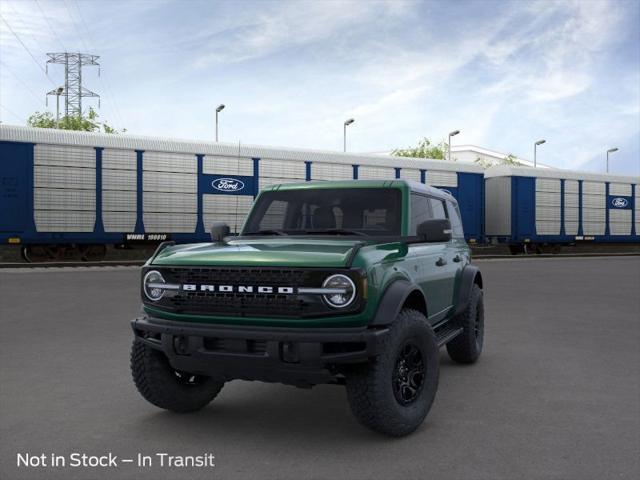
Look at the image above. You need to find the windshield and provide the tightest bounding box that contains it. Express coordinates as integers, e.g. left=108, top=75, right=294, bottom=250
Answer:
left=242, top=188, right=402, bottom=236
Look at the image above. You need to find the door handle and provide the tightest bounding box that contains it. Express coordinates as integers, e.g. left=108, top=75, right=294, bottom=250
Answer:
left=436, top=257, right=447, bottom=267
left=453, top=255, right=461, bottom=263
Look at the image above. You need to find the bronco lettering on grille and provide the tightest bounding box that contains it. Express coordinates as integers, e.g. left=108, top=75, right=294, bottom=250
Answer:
left=182, top=284, right=296, bottom=294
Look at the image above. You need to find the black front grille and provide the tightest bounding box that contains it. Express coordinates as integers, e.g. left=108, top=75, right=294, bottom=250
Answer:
left=145, top=267, right=361, bottom=319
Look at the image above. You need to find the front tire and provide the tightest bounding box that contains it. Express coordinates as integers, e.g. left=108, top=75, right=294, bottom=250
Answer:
left=345, top=309, right=439, bottom=437
left=131, top=340, right=224, bottom=413
left=446, top=283, right=484, bottom=364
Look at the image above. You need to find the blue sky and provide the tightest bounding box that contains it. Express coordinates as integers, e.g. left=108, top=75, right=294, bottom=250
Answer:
left=1, top=0, right=639, bottom=175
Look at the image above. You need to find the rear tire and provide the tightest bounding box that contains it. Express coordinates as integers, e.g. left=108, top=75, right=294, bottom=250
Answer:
left=446, top=283, right=484, bottom=364
left=131, top=340, right=224, bottom=413
left=345, top=309, right=439, bottom=436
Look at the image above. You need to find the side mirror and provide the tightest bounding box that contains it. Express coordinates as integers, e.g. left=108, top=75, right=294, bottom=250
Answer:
left=210, top=222, right=230, bottom=243
left=417, top=219, right=452, bottom=243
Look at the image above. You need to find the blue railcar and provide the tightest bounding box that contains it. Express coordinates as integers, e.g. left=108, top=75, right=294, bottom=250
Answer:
left=0, top=125, right=485, bottom=260
left=484, top=165, right=639, bottom=253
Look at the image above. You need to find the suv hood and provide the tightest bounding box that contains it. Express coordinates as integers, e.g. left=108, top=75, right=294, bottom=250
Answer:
left=151, top=238, right=366, bottom=268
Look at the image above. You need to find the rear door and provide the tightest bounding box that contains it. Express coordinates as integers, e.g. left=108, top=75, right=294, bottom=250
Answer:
left=0, top=142, right=30, bottom=233
left=408, top=193, right=456, bottom=322
left=428, top=197, right=458, bottom=313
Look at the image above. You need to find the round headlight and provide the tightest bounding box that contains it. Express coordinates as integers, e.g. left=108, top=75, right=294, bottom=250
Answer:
left=143, top=270, right=166, bottom=301
left=322, top=274, right=356, bottom=309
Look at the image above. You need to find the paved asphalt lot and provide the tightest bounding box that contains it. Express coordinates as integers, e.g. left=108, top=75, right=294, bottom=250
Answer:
left=1, top=257, right=639, bottom=480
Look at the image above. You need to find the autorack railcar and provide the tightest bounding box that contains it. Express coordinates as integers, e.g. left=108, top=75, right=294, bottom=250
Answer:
left=0, top=125, right=485, bottom=261
left=484, top=165, right=639, bottom=254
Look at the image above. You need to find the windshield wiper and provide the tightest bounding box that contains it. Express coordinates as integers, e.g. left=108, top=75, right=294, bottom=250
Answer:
left=244, top=229, right=287, bottom=236
left=304, top=228, right=368, bottom=237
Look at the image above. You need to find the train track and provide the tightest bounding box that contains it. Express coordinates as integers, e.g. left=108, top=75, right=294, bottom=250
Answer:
left=0, top=252, right=638, bottom=269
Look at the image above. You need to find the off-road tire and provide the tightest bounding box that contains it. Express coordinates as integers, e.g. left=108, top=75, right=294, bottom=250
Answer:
left=446, top=283, right=484, bottom=364
left=131, top=340, right=224, bottom=413
left=345, top=309, right=439, bottom=437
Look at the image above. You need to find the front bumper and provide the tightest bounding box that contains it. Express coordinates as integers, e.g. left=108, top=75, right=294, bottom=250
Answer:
left=131, top=316, right=389, bottom=386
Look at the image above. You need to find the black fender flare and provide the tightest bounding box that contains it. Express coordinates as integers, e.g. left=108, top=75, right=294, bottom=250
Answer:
left=453, top=265, right=483, bottom=317
left=369, top=279, right=427, bottom=327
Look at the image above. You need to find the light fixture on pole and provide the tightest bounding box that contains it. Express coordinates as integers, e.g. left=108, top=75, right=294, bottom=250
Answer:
left=55, top=87, right=64, bottom=128
left=215, top=104, right=225, bottom=142
left=606, top=148, right=618, bottom=173
left=448, top=130, right=460, bottom=162
left=343, top=118, right=355, bottom=152
left=534, top=139, right=546, bottom=168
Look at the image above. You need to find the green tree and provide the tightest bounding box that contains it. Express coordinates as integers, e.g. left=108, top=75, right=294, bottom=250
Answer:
left=474, top=153, right=523, bottom=169
left=27, top=107, right=125, bottom=133
left=392, top=137, right=449, bottom=160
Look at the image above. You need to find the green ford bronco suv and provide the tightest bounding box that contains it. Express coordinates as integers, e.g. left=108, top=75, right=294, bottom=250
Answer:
left=130, top=180, right=484, bottom=436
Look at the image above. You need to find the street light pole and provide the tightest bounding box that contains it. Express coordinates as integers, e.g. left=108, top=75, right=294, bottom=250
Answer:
left=215, top=104, right=225, bottom=142
left=534, top=139, right=546, bottom=168
left=343, top=118, right=354, bottom=152
left=448, top=130, right=460, bottom=162
left=55, top=87, right=64, bottom=128
left=606, top=148, right=618, bottom=173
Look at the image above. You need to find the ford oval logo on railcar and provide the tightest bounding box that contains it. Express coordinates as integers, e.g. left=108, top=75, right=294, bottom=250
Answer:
left=212, top=178, right=245, bottom=192
left=611, top=197, right=629, bottom=208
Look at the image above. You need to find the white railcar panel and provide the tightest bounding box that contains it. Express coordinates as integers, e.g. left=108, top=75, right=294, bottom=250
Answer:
left=609, top=209, right=632, bottom=235
left=144, top=192, right=197, bottom=213
left=583, top=209, right=606, bottom=222
left=536, top=221, right=560, bottom=235
left=34, top=165, right=95, bottom=190
left=103, top=169, right=136, bottom=191
left=484, top=177, right=511, bottom=236
left=203, top=195, right=253, bottom=214
left=103, top=211, right=136, bottom=232
left=582, top=181, right=605, bottom=195
left=401, top=168, right=422, bottom=182
left=358, top=166, right=395, bottom=180
left=636, top=188, right=640, bottom=232
left=536, top=178, right=561, bottom=193
left=564, top=206, right=579, bottom=223
left=583, top=222, right=605, bottom=235
left=564, top=191, right=579, bottom=208
left=536, top=191, right=561, bottom=207
left=34, top=188, right=95, bottom=211
left=259, top=177, right=304, bottom=189
left=564, top=180, right=579, bottom=193
left=143, top=171, right=197, bottom=193
left=582, top=194, right=605, bottom=209
left=609, top=183, right=632, bottom=196
left=34, top=144, right=95, bottom=168
left=311, top=162, right=353, bottom=180
left=34, top=210, right=95, bottom=232
left=143, top=151, right=197, bottom=173
left=536, top=206, right=561, bottom=221
left=259, top=159, right=306, bottom=179
left=102, top=149, right=136, bottom=170
left=203, top=195, right=253, bottom=232
left=203, top=156, right=254, bottom=176
left=565, top=221, right=579, bottom=235
left=103, top=190, right=136, bottom=211
left=426, top=171, right=457, bottom=187
left=144, top=213, right=197, bottom=232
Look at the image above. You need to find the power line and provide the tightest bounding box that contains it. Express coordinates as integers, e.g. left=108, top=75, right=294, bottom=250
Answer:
left=71, top=0, right=126, bottom=128
left=0, top=59, right=45, bottom=104
left=62, top=0, right=90, bottom=52
left=0, top=13, right=56, bottom=86
left=0, top=103, right=24, bottom=123
left=33, top=0, right=68, bottom=52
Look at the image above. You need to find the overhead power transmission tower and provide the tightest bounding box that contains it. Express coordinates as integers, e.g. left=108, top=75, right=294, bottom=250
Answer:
left=45, top=53, right=100, bottom=117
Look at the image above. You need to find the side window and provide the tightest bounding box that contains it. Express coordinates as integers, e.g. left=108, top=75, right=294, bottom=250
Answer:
left=446, top=200, right=465, bottom=238
left=259, top=200, right=288, bottom=230
left=409, top=194, right=432, bottom=235
left=429, top=198, right=447, bottom=220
